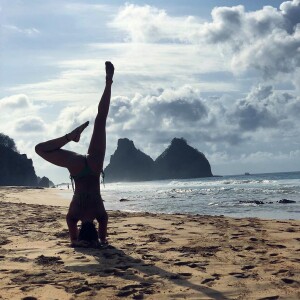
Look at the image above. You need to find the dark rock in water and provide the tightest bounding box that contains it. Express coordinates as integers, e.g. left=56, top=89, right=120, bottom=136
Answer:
left=278, top=199, right=296, bottom=204
left=0, top=133, right=38, bottom=186
left=104, top=138, right=154, bottom=182
left=120, top=198, right=130, bottom=202
left=239, top=200, right=266, bottom=205
left=154, top=138, right=212, bottom=180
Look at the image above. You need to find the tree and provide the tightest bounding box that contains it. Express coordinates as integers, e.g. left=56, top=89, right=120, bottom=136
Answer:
left=0, top=133, right=18, bottom=152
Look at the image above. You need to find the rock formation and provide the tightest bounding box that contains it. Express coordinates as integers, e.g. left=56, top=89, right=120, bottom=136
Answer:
left=38, top=176, right=54, bottom=188
left=154, top=138, right=212, bottom=179
left=104, top=138, right=154, bottom=182
left=104, top=137, right=213, bottom=182
left=0, top=135, right=38, bottom=186
left=0, top=133, right=53, bottom=186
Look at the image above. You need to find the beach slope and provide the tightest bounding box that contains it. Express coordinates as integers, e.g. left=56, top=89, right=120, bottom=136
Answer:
left=0, top=187, right=299, bottom=299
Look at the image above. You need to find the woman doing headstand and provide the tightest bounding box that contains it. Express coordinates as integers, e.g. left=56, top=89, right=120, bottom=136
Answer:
left=35, top=61, right=114, bottom=247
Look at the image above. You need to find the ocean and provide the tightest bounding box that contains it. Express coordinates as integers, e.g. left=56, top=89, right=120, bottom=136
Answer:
left=98, top=171, right=300, bottom=220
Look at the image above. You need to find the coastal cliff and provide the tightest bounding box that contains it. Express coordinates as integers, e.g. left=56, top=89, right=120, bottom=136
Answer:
left=0, top=133, right=52, bottom=187
left=0, top=134, right=38, bottom=186
left=104, top=137, right=213, bottom=182
left=104, top=138, right=154, bottom=182
left=154, top=138, right=212, bottom=179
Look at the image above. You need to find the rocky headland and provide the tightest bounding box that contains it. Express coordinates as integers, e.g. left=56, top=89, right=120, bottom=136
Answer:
left=0, top=133, right=53, bottom=187
left=104, top=138, right=213, bottom=182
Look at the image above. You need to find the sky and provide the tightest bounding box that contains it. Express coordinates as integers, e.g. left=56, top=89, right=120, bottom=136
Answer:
left=0, top=0, right=300, bottom=183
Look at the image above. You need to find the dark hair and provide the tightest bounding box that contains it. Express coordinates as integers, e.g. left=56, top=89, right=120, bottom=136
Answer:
left=78, top=221, right=98, bottom=242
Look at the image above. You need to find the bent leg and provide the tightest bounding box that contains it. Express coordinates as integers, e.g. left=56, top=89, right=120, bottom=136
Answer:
left=35, top=122, right=89, bottom=172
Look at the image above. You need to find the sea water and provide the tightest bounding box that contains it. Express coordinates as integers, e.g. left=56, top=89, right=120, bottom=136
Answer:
left=99, top=171, right=300, bottom=220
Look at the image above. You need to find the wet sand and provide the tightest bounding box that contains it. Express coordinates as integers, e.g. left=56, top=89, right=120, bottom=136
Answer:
left=0, top=187, right=299, bottom=299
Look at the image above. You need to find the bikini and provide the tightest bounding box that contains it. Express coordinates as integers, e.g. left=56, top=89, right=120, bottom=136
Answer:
left=68, top=156, right=105, bottom=218
left=69, top=156, right=104, bottom=192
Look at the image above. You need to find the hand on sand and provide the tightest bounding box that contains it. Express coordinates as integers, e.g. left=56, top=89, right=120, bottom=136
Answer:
left=105, top=61, right=114, bottom=81
left=67, top=121, right=89, bottom=143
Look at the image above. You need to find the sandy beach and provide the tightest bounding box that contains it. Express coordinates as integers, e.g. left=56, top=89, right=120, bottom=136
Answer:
left=0, top=187, right=299, bottom=300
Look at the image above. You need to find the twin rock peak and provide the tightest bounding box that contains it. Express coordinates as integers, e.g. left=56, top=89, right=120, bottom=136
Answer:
left=104, top=138, right=213, bottom=182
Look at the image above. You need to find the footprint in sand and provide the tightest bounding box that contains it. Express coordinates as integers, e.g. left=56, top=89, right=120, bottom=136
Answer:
left=257, top=296, right=279, bottom=300
left=266, top=243, right=287, bottom=249
left=241, top=265, right=255, bottom=271
left=229, top=272, right=250, bottom=279
left=142, top=254, right=159, bottom=261
left=201, top=277, right=216, bottom=284
left=0, top=236, right=11, bottom=246
left=272, top=269, right=289, bottom=276
left=54, top=229, right=69, bottom=239
left=286, top=227, right=296, bottom=232
left=116, top=283, right=153, bottom=298
left=35, top=255, right=63, bottom=265
left=178, top=272, right=192, bottom=277
left=281, top=278, right=299, bottom=285
left=10, top=256, right=30, bottom=263
left=74, top=286, right=92, bottom=295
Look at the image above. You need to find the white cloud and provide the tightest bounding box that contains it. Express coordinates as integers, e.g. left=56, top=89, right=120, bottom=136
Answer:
left=64, top=3, right=109, bottom=13
left=0, top=94, right=31, bottom=110
left=8, top=42, right=233, bottom=103
left=2, top=24, right=40, bottom=36
left=111, top=2, right=300, bottom=81
left=110, top=4, right=202, bottom=43
left=230, top=84, right=300, bottom=131
left=14, top=116, right=46, bottom=132
left=0, top=94, right=45, bottom=135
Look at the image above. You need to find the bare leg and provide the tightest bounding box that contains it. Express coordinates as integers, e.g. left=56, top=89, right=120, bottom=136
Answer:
left=88, top=62, right=114, bottom=243
left=66, top=214, right=78, bottom=242
left=35, top=122, right=89, bottom=171
left=87, top=61, right=114, bottom=171
left=96, top=202, right=109, bottom=243
left=98, top=218, right=108, bottom=243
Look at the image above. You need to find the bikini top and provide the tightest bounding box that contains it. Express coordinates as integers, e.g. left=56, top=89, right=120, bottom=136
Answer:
left=69, top=156, right=104, bottom=192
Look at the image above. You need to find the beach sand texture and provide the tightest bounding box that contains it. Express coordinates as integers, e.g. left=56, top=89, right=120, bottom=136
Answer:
left=0, top=187, right=299, bottom=299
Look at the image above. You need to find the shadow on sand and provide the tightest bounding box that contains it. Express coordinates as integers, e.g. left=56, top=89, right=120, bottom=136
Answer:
left=65, top=244, right=229, bottom=299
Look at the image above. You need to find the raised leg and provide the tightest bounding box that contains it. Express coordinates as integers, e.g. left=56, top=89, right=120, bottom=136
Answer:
left=87, top=61, right=114, bottom=172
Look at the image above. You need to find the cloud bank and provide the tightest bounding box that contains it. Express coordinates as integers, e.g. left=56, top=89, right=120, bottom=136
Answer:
left=111, top=1, right=300, bottom=80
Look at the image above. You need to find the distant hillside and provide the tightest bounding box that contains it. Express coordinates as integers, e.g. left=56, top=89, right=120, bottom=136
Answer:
left=104, top=137, right=213, bottom=182
left=0, top=133, right=52, bottom=187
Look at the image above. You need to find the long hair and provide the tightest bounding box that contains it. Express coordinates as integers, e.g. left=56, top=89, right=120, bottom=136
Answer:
left=78, top=221, right=98, bottom=242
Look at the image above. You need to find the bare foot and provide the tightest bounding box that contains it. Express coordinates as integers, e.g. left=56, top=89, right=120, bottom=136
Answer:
left=67, top=121, right=89, bottom=143
left=105, top=61, right=114, bottom=81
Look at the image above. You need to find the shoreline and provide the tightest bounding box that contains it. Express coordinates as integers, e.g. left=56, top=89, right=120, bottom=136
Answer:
left=0, top=187, right=300, bottom=299
left=1, top=186, right=299, bottom=221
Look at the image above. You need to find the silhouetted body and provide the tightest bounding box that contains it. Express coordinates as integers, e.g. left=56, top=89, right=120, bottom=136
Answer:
left=35, top=61, right=114, bottom=247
